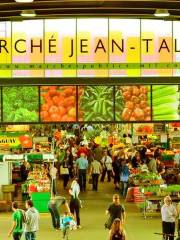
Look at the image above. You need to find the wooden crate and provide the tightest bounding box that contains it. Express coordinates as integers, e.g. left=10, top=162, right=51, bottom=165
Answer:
left=2, top=184, right=15, bottom=193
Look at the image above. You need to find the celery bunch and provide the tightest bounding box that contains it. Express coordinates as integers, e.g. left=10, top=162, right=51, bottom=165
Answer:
left=152, top=85, right=180, bottom=121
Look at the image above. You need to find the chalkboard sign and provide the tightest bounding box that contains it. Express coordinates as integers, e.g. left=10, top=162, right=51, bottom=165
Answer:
left=154, top=123, right=166, bottom=133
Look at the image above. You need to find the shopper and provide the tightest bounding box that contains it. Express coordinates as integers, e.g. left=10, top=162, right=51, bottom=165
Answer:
left=61, top=154, right=70, bottom=190
left=69, top=178, right=81, bottom=229
left=156, top=156, right=165, bottom=177
left=177, top=192, right=180, bottom=239
left=112, top=154, right=122, bottom=190
left=48, top=194, right=70, bottom=230
left=161, top=195, right=177, bottom=240
left=61, top=211, right=77, bottom=240
left=105, top=194, right=125, bottom=230
left=120, top=160, right=130, bottom=198
left=50, top=164, right=58, bottom=195
left=109, top=218, right=126, bottom=240
left=131, top=151, right=141, bottom=169
left=76, top=152, right=88, bottom=191
left=90, top=158, right=102, bottom=191
left=147, top=152, right=157, bottom=173
left=24, top=200, right=39, bottom=240
left=8, top=201, right=25, bottom=240
left=101, top=149, right=113, bottom=182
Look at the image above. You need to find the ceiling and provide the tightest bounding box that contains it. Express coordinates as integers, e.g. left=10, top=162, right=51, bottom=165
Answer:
left=1, top=0, right=180, bottom=21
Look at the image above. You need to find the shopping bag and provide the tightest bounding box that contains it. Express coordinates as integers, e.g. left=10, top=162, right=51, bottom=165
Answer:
left=60, top=166, right=69, bottom=175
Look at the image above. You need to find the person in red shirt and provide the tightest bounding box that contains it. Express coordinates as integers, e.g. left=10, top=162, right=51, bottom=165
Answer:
left=77, top=144, right=89, bottom=158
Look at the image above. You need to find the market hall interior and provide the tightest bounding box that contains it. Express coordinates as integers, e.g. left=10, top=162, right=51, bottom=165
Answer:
left=0, top=181, right=162, bottom=240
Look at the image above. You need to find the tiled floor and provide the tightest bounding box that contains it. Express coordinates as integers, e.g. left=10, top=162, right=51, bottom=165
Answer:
left=0, top=181, right=170, bottom=240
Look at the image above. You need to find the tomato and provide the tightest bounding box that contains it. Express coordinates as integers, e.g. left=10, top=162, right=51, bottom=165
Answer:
left=58, top=106, right=67, bottom=115
left=123, top=91, right=131, bottom=101
left=48, top=105, right=59, bottom=114
left=122, top=108, right=132, bottom=121
left=48, top=86, right=58, bottom=96
left=50, top=113, right=61, bottom=121
left=40, top=111, right=49, bottom=120
left=125, top=101, right=134, bottom=110
left=140, top=101, right=147, bottom=109
left=133, top=108, right=145, bottom=120
left=61, top=115, right=68, bottom=121
left=132, top=86, right=140, bottom=96
left=64, top=87, right=74, bottom=96
left=41, top=104, right=49, bottom=111
left=52, top=96, right=60, bottom=105
left=68, top=107, right=76, bottom=117
left=66, top=116, right=75, bottom=122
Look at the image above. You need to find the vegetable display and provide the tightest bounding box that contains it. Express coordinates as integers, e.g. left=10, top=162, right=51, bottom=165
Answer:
left=78, top=86, right=114, bottom=121
left=3, top=87, right=38, bottom=122
left=152, top=85, right=180, bottom=121
left=40, top=86, right=76, bottom=122
left=115, top=85, right=151, bottom=121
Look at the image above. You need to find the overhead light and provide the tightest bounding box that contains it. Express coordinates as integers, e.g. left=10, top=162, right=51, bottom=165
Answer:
left=154, top=9, right=170, bottom=17
left=21, top=10, right=36, bottom=17
left=15, top=0, right=34, bottom=2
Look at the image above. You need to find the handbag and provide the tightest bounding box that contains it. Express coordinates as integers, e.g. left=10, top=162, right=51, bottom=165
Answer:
left=60, top=166, right=69, bottom=175
left=88, top=178, right=93, bottom=184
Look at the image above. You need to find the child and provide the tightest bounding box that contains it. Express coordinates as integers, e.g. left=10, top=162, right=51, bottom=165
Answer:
left=60, top=212, right=77, bottom=240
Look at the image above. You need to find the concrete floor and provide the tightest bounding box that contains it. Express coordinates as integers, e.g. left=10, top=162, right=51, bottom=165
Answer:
left=0, top=181, right=166, bottom=240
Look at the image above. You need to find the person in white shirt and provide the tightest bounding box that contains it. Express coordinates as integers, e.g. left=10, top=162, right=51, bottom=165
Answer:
left=100, top=150, right=112, bottom=182
left=24, top=200, right=39, bottom=240
left=161, top=195, right=177, bottom=240
left=50, top=164, right=58, bottom=195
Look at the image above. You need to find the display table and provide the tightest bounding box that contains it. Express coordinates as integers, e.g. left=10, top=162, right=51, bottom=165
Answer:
left=31, top=192, right=50, bottom=213
left=141, top=195, right=179, bottom=219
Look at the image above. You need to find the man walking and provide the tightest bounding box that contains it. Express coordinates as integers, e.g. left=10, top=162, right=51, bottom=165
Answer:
left=90, top=158, right=102, bottom=191
left=8, top=201, right=24, bottom=240
left=76, top=153, right=88, bottom=191
left=24, top=200, right=39, bottom=240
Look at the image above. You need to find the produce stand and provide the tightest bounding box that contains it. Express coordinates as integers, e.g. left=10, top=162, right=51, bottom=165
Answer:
left=21, top=153, right=54, bottom=207
left=140, top=184, right=180, bottom=219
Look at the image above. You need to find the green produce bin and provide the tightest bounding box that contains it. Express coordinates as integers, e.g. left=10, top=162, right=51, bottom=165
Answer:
left=31, top=192, right=50, bottom=213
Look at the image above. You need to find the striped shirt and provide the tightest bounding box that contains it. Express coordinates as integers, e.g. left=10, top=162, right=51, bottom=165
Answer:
left=91, top=160, right=101, bottom=174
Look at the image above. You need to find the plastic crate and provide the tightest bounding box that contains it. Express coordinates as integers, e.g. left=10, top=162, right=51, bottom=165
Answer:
left=31, top=192, right=50, bottom=213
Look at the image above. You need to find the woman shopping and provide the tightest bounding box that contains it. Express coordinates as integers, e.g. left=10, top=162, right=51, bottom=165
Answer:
left=109, top=218, right=126, bottom=240
left=69, top=178, right=82, bottom=229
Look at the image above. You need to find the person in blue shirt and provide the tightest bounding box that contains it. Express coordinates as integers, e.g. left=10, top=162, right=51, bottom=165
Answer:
left=76, top=153, right=88, bottom=191
left=61, top=212, right=74, bottom=240
left=120, top=160, right=130, bottom=198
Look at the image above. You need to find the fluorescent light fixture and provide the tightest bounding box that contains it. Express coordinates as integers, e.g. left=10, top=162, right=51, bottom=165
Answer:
left=15, top=0, right=34, bottom=2
left=21, top=10, right=36, bottom=17
left=154, top=9, right=170, bottom=17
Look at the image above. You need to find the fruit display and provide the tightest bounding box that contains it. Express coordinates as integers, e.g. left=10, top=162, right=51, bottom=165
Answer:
left=78, top=86, right=114, bottom=121
left=40, top=86, right=76, bottom=122
left=115, top=85, right=151, bottom=121
left=131, top=172, right=164, bottom=186
left=24, top=167, right=50, bottom=193
left=152, top=85, right=180, bottom=121
left=3, top=87, right=39, bottom=122
left=134, top=124, right=153, bottom=134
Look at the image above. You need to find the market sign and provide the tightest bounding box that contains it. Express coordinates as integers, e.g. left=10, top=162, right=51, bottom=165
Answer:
left=0, top=19, right=180, bottom=77
left=0, top=133, right=32, bottom=148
